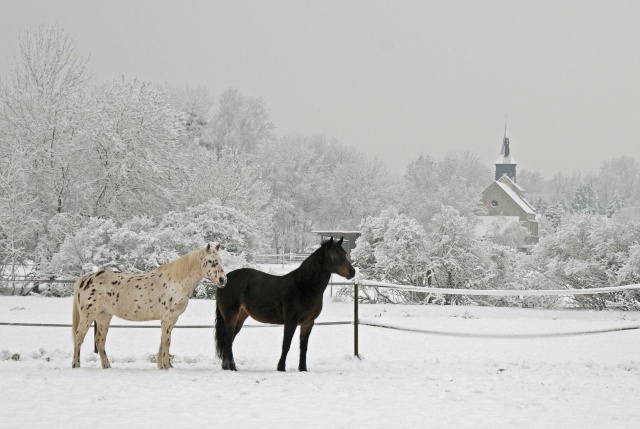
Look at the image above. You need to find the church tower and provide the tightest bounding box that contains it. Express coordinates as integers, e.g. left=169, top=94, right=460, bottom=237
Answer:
left=495, top=127, right=517, bottom=182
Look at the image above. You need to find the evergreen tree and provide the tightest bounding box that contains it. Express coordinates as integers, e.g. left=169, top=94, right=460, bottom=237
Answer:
left=544, top=198, right=569, bottom=230
left=571, top=181, right=600, bottom=214
left=605, top=192, right=624, bottom=218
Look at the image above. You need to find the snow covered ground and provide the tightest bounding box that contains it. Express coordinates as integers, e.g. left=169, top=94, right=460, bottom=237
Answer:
left=2, top=292, right=640, bottom=428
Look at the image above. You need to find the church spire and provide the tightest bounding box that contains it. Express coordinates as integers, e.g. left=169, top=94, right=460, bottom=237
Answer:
left=495, top=124, right=517, bottom=182
left=500, top=125, right=511, bottom=158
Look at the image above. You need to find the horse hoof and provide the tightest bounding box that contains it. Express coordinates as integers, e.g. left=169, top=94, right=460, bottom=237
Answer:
left=222, top=361, right=237, bottom=371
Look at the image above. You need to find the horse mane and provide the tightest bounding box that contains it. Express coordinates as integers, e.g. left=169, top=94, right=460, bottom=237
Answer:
left=156, top=248, right=205, bottom=282
left=295, top=240, right=331, bottom=279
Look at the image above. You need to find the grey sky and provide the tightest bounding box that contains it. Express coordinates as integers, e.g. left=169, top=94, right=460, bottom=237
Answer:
left=1, top=0, right=638, bottom=178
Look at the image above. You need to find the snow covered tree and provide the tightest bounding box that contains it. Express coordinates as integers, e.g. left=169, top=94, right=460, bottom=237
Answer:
left=0, top=24, right=90, bottom=217
left=158, top=199, right=267, bottom=261
left=187, top=147, right=273, bottom=239
left=256, top=134, right=332, bottom=253
left=319, top=150, right=393, bottom=230
left=0, top=154, right=42, bottom=289
left=596, top=156, right=640, bottom=206
left=156, top=82, right=213, bottom=147
left=531, top=214, right=640, bottom=309
left=544, top=198, right=569, bottom=230
left=207, top=88, right=275, bottom=155
left=400, top=152, right=490, bottom=226
left=571, top=181, right=600, bottom=215
left=78, top=78, right=188, bottom=221
left=485, top=218, right=530, bottom=249
left=605, top=192, right=624, bottom=218
left=351, top=207, right=432, bottom=303
left=43, top=200, right=262, bottom=295
left=546, top=172, right=582, bottom=204
left=426, top=205, right=495, bottom=304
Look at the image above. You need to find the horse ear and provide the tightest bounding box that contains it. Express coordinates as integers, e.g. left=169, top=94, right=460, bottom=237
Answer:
left=215, top=243, right=221, bottom=251
left=337, top=237, right=344, bottom=246
left=206, top=243, right=211, bottom=252
left=329, top=237, right=334, bottom=244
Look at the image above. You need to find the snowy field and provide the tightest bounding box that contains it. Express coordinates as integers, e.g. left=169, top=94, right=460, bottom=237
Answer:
left=2, top=291, right=640, bottom=428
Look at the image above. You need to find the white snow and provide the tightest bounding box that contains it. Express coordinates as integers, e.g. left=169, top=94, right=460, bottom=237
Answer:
left=2, top=293, right=640, bottom=428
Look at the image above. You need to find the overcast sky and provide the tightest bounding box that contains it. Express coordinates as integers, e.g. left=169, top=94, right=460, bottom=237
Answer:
left=1, top=1, right=639, bottom=178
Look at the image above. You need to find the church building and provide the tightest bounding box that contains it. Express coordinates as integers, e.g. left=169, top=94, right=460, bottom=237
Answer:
left=479, top=129, right=539, bottom=247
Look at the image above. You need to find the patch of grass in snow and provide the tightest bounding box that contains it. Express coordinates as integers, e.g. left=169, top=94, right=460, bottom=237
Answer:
left=31, top=348, right=51, bottom=361
left=450, top=310, right=478, bottom=319
left=0, top=350, right=21, bottom=361
left=146, top=353, right=175, bottom=364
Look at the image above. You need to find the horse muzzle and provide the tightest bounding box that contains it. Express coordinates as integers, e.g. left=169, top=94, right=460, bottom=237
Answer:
left=342, top=266, right=356, bottom=280
left=217, top=275, right=227, bottom=288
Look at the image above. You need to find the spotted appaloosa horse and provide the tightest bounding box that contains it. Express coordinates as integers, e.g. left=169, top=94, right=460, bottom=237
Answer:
left=216, top=237, right=355, bottom=372
left=72, top=243, right=227, bottom=369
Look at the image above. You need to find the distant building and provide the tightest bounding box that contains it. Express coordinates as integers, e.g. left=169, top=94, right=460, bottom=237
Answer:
left=313, top=231, right=360, bottom=256
left=480, top=129, right=539, bottom=247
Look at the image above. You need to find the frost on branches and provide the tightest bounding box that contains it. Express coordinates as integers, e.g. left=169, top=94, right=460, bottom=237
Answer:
left=530, top=214, right=640, bottom=309
left=352, top=206, right=510, bottom=305
left=40, top=200, right=262, bottom=297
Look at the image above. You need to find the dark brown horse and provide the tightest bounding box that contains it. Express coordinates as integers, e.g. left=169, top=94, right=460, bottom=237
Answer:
left=215, top=237, right=355, bottom=371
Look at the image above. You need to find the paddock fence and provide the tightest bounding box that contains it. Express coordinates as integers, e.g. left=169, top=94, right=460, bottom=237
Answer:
left=346, top=280, right=640, bottom=357
left=2, top=278, right=640, bottom=358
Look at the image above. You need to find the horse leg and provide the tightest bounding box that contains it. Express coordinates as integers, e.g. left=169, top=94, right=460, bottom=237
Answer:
left=72, top=312, right=95, bottom=369
left=158, top=316, right=178, bottom=370
left=298, top=321, right=314, bottom=372
left=95, top=312, right=113, bottom=369
left=221, top=310, right=241, bottom=371
left=225, top=309, right=250, bottom=371
left=277, top=322, right=297, bottom=372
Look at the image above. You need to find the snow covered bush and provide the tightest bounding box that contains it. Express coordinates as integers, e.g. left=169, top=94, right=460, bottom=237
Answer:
left=425, top=206, right=497, bottom=304
left=351, top=207, right=431, bottom=303
left=530, top=214, right=640, bottom=309
left=158, top=199, right=266, bottom=261
left=41, top=200, right=261, bottom=296
left=485, top=219, right=531, bottom=248
left=352, top=206, right=505, bottom=305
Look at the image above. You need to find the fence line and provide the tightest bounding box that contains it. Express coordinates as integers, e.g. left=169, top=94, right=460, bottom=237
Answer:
left=346, top=280, right=640, bottom=357
left=356, top=280, right=640, bottom=296
left=3, top=279, right=640, bottom=358
left=358, top=319, right=640, bottom=339
left=0, top=321, right=351, bottom=329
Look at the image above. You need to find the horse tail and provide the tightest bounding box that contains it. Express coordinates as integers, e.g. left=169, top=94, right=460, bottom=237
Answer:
left=215, top=304, right=226, bottom=360
left=72, top=277, right=82, bottom=340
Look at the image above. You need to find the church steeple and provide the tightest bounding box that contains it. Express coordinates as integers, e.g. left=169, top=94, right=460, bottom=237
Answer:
left=495, top=126, right=517, bottom=182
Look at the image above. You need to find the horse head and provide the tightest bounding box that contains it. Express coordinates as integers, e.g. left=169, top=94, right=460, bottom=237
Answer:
left=204, top=243, right=227, bottom=288
left=323, top=237, right=356, bottom=279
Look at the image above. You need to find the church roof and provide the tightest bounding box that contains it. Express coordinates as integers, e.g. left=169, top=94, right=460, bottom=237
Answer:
left=494, top=181, right=536, bottom=215
left=497, top=174, right=524, bottom=194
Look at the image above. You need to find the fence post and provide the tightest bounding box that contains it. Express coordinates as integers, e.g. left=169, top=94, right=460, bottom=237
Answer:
left=354, top=281, right=359, bottom=358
